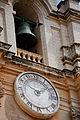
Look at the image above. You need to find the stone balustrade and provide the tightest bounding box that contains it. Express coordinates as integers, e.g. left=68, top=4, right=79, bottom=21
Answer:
left=17, top=48, right=43, bottom=64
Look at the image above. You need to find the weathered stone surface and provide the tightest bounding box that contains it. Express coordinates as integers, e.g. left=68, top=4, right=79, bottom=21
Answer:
left=0, top=0, right=80, bottom=120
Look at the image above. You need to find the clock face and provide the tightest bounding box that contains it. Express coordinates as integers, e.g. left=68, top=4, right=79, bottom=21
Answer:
left=14, top=72, right=60, bottom=119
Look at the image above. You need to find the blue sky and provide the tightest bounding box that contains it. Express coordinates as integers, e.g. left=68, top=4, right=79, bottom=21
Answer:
left=57, top=0, right=65, bottom=4
left=57, top=0, right=61, bottom=4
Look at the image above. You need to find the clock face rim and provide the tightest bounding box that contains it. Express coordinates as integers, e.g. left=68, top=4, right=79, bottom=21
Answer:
left=14, top=72, right=60, bottom=119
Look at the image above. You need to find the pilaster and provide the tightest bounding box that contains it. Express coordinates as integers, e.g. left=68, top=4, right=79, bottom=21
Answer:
left=0, top=0, right=17, bottom=53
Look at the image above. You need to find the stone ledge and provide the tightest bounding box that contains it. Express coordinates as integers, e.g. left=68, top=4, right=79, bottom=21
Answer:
left=62, top=56, right=80, bottom=65
left=0, top=41, right=80, bottom=78
left=61, top=43, right=80, bottom=50
left=11, top=55, right=64, bottom=78
left=0, top=41, right=12, bottom=51
left=4, top=50, right=75, bottom=78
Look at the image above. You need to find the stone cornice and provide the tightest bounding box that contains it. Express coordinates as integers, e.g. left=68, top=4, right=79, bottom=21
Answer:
left=4, top=51, right=75, bottom=78
left=0, top=41, right=80, bottom=78
left=0, top=41, right=11, bottom=51
left=50, top=8, right=80, bottom=21
left=61, top=43, right=80, bottom=50
left=62, top=55, right=80, bottom=64
left=7, top=52, right=80, bottom=78
left=9, top=55, right=64, bottom=77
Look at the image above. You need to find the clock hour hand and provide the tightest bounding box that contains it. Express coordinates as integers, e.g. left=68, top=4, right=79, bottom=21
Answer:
left=27, top=84, right=41, bottom=96
left=27, top=85, right=47, bottom=96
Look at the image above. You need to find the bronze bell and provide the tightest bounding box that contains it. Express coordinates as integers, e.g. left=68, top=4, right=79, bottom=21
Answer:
left=16, top=21, right=37, bottom=50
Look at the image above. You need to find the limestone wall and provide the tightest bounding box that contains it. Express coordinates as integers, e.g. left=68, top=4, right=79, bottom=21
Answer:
left=0, top=1, right=17, bottom=53
left=0, top=48, right=79, bottom=120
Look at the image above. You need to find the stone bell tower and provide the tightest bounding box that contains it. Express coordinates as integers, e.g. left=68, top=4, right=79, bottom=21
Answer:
left=0, top=0, right=80, bottom=120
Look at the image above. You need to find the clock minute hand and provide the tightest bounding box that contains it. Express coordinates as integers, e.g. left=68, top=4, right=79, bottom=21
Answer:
left=27, top=84, right=36, bottom=91
left=40, top=88, right=48, bottom=93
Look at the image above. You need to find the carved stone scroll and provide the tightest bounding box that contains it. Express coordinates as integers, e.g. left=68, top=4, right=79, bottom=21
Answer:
left=71, top=107, right=80, bottom=120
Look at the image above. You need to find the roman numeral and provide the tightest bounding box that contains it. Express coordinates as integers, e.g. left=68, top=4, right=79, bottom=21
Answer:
left=27, top=101, right=32, bottom=108
left=20, top=93, right=25, bottom=99
left=49, top=88, right=53, bottom=91
left=42, top=79, right=45, bottom=84
left=26, top=74, right=30, bottom=78
left=51, top=103, right=55, bottom=109
left=46, top=108, right=50, bottom=112
left=51, top=95, right=57, bottom=100
left=33, top=74, right=38, bottom=80
left=22, top=76, right=27, bottom=80
left=18, top=87, right=22, bottom=90
left=37, top=107, right=42, bottom=113
left=20, top=93, right=24, bottom=97
left=19, top=78, right=23, bottom=82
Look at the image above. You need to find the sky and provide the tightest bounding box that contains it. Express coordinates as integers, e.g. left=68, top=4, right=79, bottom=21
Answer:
left=57, top=0, right=80, bottom=7
left=57, top=0, right=65, bottom=5
left=57, top=0, right=61, bottom=4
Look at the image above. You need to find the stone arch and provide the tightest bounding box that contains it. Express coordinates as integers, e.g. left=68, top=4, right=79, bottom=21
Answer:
left=11, top=0, right=49, bottom=61
left=12, top=0, right=52, bottom=20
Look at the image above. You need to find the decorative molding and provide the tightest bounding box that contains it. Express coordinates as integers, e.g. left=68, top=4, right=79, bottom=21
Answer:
left=62, top=69, right=74, bottom=77
left=50, top=8, right=80, bottom=21
left=12, top=0, right=52, bottom=14
left=0, top=41, right=80, bottom=78
left=4, top=50, right=75, bottom=78
left=61, top=43, right=80, bottom=59
left=4, top=51, right=64, bottom=78
left=61, top=43, right=80, bottom=67
left=71, top=107, right=80, bottom=120
left=4, top=51, right=15, bottom=59
left=0, top=41, right=12, bottom=51
left=73, top=67, right=80, bottom=77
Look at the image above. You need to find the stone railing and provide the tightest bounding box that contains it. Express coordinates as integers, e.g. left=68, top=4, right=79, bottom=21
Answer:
left=17, top=48, right=43, bottom=64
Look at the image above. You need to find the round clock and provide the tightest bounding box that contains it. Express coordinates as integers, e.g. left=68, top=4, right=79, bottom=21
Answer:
left=14, top=72, right=60, bottom=119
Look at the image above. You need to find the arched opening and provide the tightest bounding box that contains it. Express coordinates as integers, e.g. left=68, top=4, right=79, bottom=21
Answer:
left=13, top=1, right=43, bottom=55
